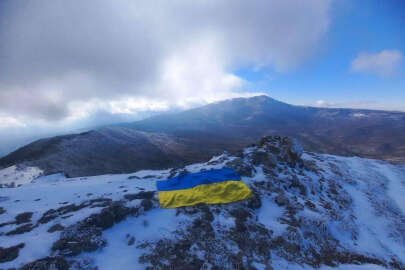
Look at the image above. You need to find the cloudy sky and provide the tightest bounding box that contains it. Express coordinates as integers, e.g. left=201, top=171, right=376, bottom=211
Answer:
left=0, top=0, right=404, bottom=155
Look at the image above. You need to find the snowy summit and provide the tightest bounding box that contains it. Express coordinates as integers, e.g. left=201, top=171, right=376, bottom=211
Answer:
left=0, top=136, right=405, bottom=269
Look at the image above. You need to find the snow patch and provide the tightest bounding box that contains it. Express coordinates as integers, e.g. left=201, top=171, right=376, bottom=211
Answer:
left=258, top=197, right=287, bottom=236
left=0, top=165, right=43, bottom=188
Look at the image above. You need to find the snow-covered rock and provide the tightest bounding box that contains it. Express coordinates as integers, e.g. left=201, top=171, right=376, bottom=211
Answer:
left=0, top=165, right=43, bottom=188
left=0, top=136, right=405, bottom=269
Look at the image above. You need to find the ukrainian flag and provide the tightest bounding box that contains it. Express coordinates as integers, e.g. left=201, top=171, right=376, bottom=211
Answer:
left=156, top=168, right=252, bottom=208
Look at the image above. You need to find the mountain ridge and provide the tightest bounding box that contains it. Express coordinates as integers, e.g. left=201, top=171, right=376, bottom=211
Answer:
left=1, top=95, right=405, bottom=177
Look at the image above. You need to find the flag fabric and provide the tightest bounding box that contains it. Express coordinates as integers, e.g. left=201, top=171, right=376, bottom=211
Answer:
left=156, top=168, right=252, bottom=208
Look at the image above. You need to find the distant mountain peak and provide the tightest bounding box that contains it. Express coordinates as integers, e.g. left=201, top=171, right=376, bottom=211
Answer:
left=217, top=94, right=287, bottom=104
left=1, top=95, right=405, bottom=177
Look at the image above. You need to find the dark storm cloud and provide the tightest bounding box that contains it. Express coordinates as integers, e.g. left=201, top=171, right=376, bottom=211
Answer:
left=0, top=0, right=160, bottom=88
left=0, top=0, right=331, bottom=123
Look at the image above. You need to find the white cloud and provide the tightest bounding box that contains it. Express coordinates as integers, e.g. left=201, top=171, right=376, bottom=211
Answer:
left=350, top=50, right=403, bottom=77
left=311, top=99, right=403, bottom=111
left=316, top=100, right=337, bottom=107
left=0, top=0, right=332, bottom=126
left=0, top=116, right=26, bottom=129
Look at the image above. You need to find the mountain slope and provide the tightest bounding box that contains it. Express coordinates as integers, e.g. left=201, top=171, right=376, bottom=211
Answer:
left=1, top=95, right=405, bottom=177
left=125, top=95, right=405, bottom=162
left=1, top=136, right=405, bottom=269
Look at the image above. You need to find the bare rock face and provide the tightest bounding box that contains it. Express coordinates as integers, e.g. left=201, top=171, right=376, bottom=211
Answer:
left=0, top=243, right=25, bottom=263
left=19, top=256, right=71, bottom=270
left=51, top=201, right=141, bottom=256
left=52, top=223, right=106, bottom=256
left=47, top=223, right=64, bottom=233
left=275, top=194, right=288, bottom=206
left=244, top=136, right=304, bottom=171
left=6, top=223, right=35, bottom=236
left=225, top=136, right=304, bottom=179
left=258, top=136, right=303, bottom=165
left=15, top=212, right=33, bottom=224
left=225, top=157, right=255, bottom=177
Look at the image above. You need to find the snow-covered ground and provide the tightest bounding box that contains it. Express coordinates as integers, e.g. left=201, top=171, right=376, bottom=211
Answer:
left=1, top=137, right=405, bottom=269
left=0, top=165, right=43, bottom=188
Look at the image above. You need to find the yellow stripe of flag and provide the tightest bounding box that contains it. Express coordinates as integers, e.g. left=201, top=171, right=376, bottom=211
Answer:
left=158, top=180, right=252, bottom=208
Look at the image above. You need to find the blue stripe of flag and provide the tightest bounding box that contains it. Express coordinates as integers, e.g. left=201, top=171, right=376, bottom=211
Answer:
left=156, top=168, right=241, bottom=191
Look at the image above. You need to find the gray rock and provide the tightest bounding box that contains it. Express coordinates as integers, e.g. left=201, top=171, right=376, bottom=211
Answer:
left=52, top=223, right=106, bottom=256
left=0, top=243, right=25, bottom=263
left=275, top=195, right=288, bottom=206
left=6, top=223, right=35, bottom=235
left=141, top=199, right=153, bottom=211
left=124, top=191, right=155, bottom=201
left=127, top=236, right=135, bottom=246
left=48, top=223, right=65, bottom=233
left=225, top=158, right=255, bottom=177
left=20, top=256, right=71, bottom=270
left=15, top=212, right=33, bottom=225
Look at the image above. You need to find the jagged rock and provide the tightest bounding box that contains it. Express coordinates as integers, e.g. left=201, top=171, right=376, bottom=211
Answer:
left=225, top=158, right=255, bottom=177
left=15, top=212, right=33, bottom=224
left=37, top=198, right=113, bottom=225
left=89, top=198, right=113, bottom=208
left=281, top=138, right=303, bottom=165
left=20, top=256, right=71, bottom=270
left=52, top=200, right=140, bottom=257
left=247, top=192, right=262, bottom=210
left=256, top=136, right=303, bottom=167
left=141, top=199, right=153, bottom=211
left=0, top=243, right=25, bottom=263
left=85, top=202, right=134, bottom=230
left=124, top=191, right=155, bottom=201
left=6, top=223, right=35, bottom=235
left=230, top=208, right=251, bottom=233
left=305, top=200, right=316, bottom=210
left=37, top=209, right=58, bottom=224
left=168, top=168, right=190, bottom=178
left=48, top=224, right=65, bottom=233
left=70, top=258, right=98, bottom=270
left=107, top=201, right=135, bottom=223
left=52, top=223, right=106, bottom=256
left=251, top=151, right=272, bottom=167
left=0, top=220, right=15, bottom=228
left=90, top=208, right=115, bottom=230
left=288, top=175, right=307, bottom=196
left=303, top=159, right=317, bottom=172
left=127, top=236, right=135, bottom=246
left=140, top=238, right=203, bottom=270
left=275, top=195, right=288, bottom=206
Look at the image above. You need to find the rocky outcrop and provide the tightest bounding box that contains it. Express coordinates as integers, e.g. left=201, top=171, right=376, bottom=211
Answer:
left=51, top=193, right=159, bottom=258
left=15, top=212, right=33, bottom=225
left=0, top=243, right=24, bottom=263
left=136, top=136, right=405, bottom=269
left=2, top=135, right=404, bottom=270
left=19, top=256, right=71, bottom=270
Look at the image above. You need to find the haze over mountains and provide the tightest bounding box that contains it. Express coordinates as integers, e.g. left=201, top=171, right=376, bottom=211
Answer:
left=1, top=95, right=405, bottom=177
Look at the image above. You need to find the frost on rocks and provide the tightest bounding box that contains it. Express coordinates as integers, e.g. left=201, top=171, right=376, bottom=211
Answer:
left=0, top=136, right=405, bottom=269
